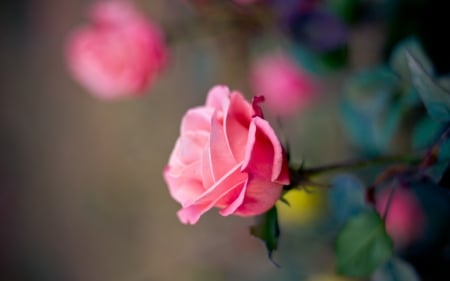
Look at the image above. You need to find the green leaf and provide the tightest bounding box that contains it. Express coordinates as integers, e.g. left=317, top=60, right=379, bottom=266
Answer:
left=250, top=206, right=280, bottom=265
left=372, top=257, right=421, bottom=281
left=411, top=115, right=445, bottom=150
left=390, top=37, right=433, bottom=82
left=335, top=210, right=393, bottom=277
left=407, top=52, right=450, bottom=121
left=426, top=162, right=449, bottom=183
left=340, top=67, right=410, bottom=154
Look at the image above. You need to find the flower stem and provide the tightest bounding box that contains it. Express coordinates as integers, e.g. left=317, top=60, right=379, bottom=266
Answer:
left=382, top=182, right=398, bottom=221
left=300, top=154, right=421, bottom=177
left=298, top=126, right=449, bottom=178
left=286, top=154, right=421, bottom=190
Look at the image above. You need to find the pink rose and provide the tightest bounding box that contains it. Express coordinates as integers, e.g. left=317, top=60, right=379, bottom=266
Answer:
left=66, top=0, right=168, bottom=100
left=250, top=53, right=318, bottom=116
left=164, top=86, right=290, bottom=224
left=376, top=186, right=425, bottom=248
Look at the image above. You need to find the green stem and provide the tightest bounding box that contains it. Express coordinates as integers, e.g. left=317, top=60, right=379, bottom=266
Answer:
left=300, top=154, right=420, bottom=177
left=382, top=182, right=398, bottom=221
left=286, top=154, right=421, bottom=190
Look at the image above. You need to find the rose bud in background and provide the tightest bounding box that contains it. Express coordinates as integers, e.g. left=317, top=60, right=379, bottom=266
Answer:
left=250, top=53, right=318, bottom=117
left=376, top=186, right=425, bottom=248
left=164, top=85, right=290, bottom=224
left=66, top=0, right=168, bottom=100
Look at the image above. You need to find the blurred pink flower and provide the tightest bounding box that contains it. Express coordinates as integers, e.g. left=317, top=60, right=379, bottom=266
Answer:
left=164, top=85, right=290, bottom=224
left=376, top=186, right=425, bottom=248
left=250, top=53, right=318, bottom=116
left=66, top=0, right=168, bottom=100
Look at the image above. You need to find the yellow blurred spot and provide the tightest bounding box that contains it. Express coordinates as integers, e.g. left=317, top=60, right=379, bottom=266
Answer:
left=276, top=187, right=327, bottom=226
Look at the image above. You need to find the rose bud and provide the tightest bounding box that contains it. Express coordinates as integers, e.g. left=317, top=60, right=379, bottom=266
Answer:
left=250, top=53, right=318, bottom=116
left=66, top=0, right=168, bottom=100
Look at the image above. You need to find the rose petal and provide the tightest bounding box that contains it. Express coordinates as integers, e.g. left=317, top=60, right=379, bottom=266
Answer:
left=241, top=119, right=273, bottom=179
left=177, top=202, right=211, bottom=224
left=181, top=107, right=214, bottom=134
left=194, top=164, right=246, bottom=204
left=205, top=85, right=230, bottom=110
left=241, top=117, right=289, bottom=184
left=201, top=145, right=215, bottom=188
left=219, top=181, right=247, bottom=216
left=224, top=92, right=254, bottom=161
left=164, top=165, right=205, bottom=205
left=166, top=152, right=202, bottom=179
left=209, top=111, right=238, bottom=179
left=177, top=180, right=246, bottom=224
left=233, top=176, right=283, bottom=217
left=178, top=165, right=247, bottom=224
left=168, top=131, right=208, bottom=168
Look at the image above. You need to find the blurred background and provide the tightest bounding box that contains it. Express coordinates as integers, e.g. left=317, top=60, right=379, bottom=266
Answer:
left=1, top=0, right=449, bottom=281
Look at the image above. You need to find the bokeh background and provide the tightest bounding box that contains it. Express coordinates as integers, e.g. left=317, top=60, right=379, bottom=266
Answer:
left=1, top=1, right=449, bottom=281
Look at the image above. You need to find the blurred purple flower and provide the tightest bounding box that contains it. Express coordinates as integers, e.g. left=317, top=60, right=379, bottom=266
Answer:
left=269, top=0, right=319, bottom=20
left=287, top=8, right=348, bottom=53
